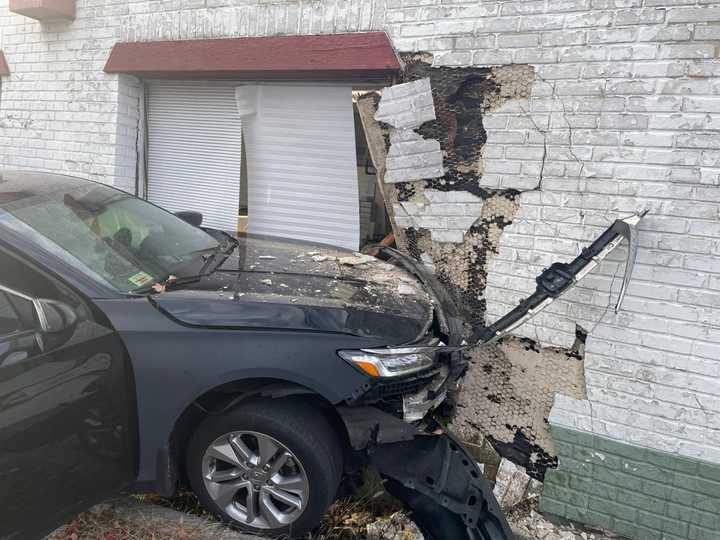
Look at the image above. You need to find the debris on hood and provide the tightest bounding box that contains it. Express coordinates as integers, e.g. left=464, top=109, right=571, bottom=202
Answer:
left=493, top=458, right=542, bottom=511
left=366, top=512, right=425, bottom=540
left=257, top=255, right=276, bottom=260
left=396, top=282, right=416, bottom=295
left=260, top=278, right=272, bottom=286
left=152, top=282, right=167, bottom=294
left=311, top=254, right=330, bottom=262
left=149, top=275, right=177, bottom=295
left=339, top=253, right=376, bottom=266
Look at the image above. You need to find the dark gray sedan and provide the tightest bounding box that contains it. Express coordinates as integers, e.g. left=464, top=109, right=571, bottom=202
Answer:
left=0, top=171, right=521, bottom=540
left=1, top=170, right=642, bottom=540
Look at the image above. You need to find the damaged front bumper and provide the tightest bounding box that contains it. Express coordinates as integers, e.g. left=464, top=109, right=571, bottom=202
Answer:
left=339, top=407, right=515, bottom=540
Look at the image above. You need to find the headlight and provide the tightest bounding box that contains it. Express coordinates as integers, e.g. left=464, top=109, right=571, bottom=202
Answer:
left=338, top=348, right=435, bottom=378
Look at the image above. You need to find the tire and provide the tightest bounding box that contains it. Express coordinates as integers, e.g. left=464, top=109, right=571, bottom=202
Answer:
left=186, top=398, right=343, bottom=538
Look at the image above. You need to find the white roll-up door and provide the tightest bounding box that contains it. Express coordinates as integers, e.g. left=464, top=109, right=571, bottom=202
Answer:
left=236, top=85, right=360, bottom=250
left=146, top=81, right=242, bottom=231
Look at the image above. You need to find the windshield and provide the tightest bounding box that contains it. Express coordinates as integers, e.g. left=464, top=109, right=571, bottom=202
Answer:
left=0, top=182, right=219, bottom=293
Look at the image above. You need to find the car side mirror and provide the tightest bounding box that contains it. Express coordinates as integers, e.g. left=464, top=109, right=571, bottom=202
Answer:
left=34, top=299, right=78, bottom=334
left=174, top=210, right=204, bottom=227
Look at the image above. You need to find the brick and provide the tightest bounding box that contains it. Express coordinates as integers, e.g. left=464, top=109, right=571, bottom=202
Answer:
left=677, top=133, right=720, bottom=150
left=431, top=229, right=464, bottom=243
left=542, top=30, right=587, bottom=46
left=638, top=24, right=692, bottom=41
left=633, top=60, right=686, bottom=77
left=497, top=33, right=541, bottom=48
left=375, top=79, right=436, bottom=129
left=638, top=510, right=689, bottom=537
left=684, top=97, right=720, bottom=113
left=566, top=11, right=613, bottom=28
left=520, top=15, right=565, bottom=31
left=667, top=6, right=720, bottom=22
left=695, top=24, right=720, bottom=39
left=607, top=80, right=656, bottom=95
left=539, top=497, right=566, bottom=517
left=616, top=488, right=666, bottom=515
left=609, top=44, right=658, bottom=60
left=588, top=27, right=637, bottom=43
left=555, top=81, right=605, bottom=96
left=589, top=496, right=638, bottom=522
left=625, top=132, right=675, bottom=149
left=582, top=62, right=632, bottom=78
left=649, top=114, right=713, bottom=130
left=688, top=524, right=720, bottom=540
left=615, top=8, right=667, bottom=25
left=687, top=60, right=720, bottom=78
left=662, top=79, right=715, bottom=95
left=598, top=114, right=649, bottom=130
left=538, top=63, right=582, bottom=80
left=475, top=17, right=519, bottom=33
left=659, top=44, right=716, bottom=59
left=628, top=96, right=682, bottom=112
left=515, top=48, right=560, bottom=64
left=453, top=35, right=495, bottom=49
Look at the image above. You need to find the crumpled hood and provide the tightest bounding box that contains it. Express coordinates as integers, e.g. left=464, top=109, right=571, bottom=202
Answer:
left=151, top=235, right=436, bottom=344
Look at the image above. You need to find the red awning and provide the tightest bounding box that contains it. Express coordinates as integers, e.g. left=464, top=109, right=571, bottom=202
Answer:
left=0, top=51, right=9, bottom=76
left=104, top=32, right=400, bottom=82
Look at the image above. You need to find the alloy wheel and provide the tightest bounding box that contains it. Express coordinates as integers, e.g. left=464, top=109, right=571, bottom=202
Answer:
left=201, top=430, right=310, bottom=530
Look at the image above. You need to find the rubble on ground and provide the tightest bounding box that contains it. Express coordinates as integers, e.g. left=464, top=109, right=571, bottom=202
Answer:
left=493, top=458, right=543, bottom=510
left=366, top=512, right=425, bottom=540
left=509, top=501, right=623, bottom=540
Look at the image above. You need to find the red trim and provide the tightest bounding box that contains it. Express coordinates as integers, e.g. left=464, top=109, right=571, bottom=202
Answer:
left=104, top=33, right=400, bottom=81
left=0, top=51, right=9, bottom=76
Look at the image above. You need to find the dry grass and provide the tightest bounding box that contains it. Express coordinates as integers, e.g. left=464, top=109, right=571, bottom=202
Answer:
left=48, top=476, right=406, bottom=540
left=47, top=506, right=199, bottom=540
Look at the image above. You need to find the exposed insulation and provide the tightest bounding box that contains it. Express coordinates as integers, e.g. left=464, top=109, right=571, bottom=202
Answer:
left=451, top=337, right=587, bottom=480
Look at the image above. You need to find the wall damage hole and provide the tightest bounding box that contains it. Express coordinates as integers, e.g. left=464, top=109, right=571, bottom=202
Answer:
left=360, top=54, right=585, bottom=480
left=376, top=53, right=534, bottom=325
left=488, top=429, right=558, bottom=481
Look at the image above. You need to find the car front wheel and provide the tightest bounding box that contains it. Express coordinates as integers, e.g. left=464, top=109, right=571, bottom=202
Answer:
left=186, top=398, right=343, bottom=538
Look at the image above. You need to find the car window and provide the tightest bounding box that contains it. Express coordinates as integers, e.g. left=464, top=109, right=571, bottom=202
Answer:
left=0, top=248, right=88, bottom=324
left=0, top=292, right=21, bottom=335
left=0, top=183, right=219, bottom=293
left=0, top=290, right=34, bottom=336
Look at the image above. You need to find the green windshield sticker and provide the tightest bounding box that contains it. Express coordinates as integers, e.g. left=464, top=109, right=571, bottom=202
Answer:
left=128, top=271, right=154, bottom=287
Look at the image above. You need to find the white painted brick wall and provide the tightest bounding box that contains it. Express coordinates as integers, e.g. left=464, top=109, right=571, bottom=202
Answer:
left=1, top=0, right=719, bottom=465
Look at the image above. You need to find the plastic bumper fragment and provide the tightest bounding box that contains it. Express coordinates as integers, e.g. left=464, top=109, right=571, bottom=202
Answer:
left=369, top=430, right=515, bottom=540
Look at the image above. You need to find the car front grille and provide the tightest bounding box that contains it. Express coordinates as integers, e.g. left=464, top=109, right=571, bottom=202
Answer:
left=373, top=369, right=440, bottom=400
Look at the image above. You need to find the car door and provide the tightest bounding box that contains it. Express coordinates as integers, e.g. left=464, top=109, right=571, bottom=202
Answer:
left=0, top=246, right=137, bottom=540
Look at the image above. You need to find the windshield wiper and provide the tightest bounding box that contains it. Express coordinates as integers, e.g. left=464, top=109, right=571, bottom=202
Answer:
left=197, top=233, right=238, bottom=275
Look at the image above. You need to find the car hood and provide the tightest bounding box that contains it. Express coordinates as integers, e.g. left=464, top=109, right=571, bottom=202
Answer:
left=151, top=235, right=436, bottom=344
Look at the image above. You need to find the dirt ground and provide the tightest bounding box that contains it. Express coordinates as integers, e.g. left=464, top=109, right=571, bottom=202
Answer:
left=48, top=496, right=623, bottom=540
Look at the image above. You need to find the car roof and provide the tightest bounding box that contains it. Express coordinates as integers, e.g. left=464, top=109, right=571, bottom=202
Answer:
left=0, top=170, right=98, bottom=208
